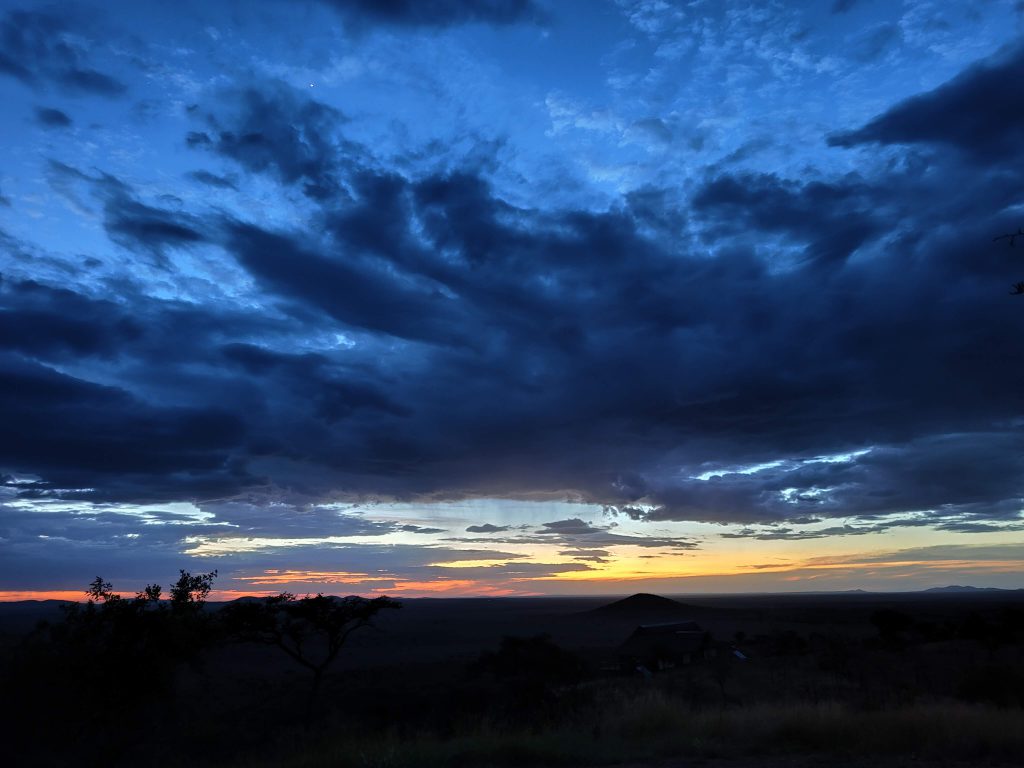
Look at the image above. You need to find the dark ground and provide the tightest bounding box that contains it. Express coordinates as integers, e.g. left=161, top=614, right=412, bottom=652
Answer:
left=2, top=590, right=1022, bottom=767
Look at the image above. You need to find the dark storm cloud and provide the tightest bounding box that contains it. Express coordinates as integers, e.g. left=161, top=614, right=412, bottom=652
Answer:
left=219, top=343, right=410, bottom=424
left=152, top=71, right=1024, bottom=523
left=0, top=354, right=250, bottom=502
left=34, top=106, right=72, bottom=128
left=0, top=278, right=141, bottom=358
left=692, top=171, right=879, bottom=267
left=829, top=45, right=1024, bottom=162
left=46, top=161, right=207, bottom=267
left=225, top=221, right=470, bottom=344
left=7, top=45, right=1024, bottom=539
left=188, top=85, right=351, bottom=200
left=187, top=170, right=238, bottom=190
left=635, top=432, right=1024, bottom=527
left=103, top=197, right=206, bottom=257
left=313, top=0, right=542, bottom=28
left=0, top=9, right=126, bottom=95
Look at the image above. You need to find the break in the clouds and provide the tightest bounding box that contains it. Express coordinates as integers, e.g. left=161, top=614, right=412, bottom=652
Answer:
left=2, top=0, right=1024, bottom=597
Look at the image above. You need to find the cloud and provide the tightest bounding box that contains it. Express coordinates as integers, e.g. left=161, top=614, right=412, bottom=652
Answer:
left=224, top=220, right=470, bottom=344
left=831, top=0, right=860, bottom=13
left=34, top=106, right=72, bottom=128
left=2, top=0, right=1023, bottom=598
left=536, top=518, right=605, bottom=535
left=195, top=501, right=398, bottom=538
left=828, top=45, right=1024, bottom=162
left=634, top=432, right=1024, bottom=527
left=0, top=278, right=142, bottom=359
left=806, top=542, right=1024, bottom=567
left=187, top=170, right=238, bottom=190
left=466, top=523, right=511, bottom=533
left=46, top=161, right=207, bottom=267
left=398, top=524, right=447, bottom=534
left=421, top=561, right=592, bottom=580
left=559, top=548, right=611, bottom=563
left=187, top=84, right=351, bottom=200
left=692, top=171, right=879, bottom=267
left=313, top=0, right=542, bottom=29
left=0, top=10, right=126, bottom=95
left=848, top=23, right=900, bottom=63
left=509, top=518, right=699, bottom=552
left=0, top=354, right=251, bottom=503
left=17, top=102, right=1024, bottom=531
left=7, top=37, right=1024, bottom=550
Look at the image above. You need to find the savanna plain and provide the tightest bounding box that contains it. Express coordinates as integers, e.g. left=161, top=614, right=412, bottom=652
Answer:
left=1, top=588, right=1023, bottom=768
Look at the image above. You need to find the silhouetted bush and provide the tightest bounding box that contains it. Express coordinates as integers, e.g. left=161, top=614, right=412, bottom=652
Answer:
left=870, top=608, right=914, bottom=647
left=957, top=663, right=1024, bottom=708
left=0, top=571, right=219, bottom=766
left=472, top=635, right=586, bottom=727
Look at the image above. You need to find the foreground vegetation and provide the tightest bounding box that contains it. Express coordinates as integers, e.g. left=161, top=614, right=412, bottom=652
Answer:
left=2, top=578, right=1022, bottom=767
left=216, top=698, right=1024, bottom=768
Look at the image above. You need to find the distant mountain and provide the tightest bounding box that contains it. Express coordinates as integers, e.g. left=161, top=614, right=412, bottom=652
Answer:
left=923, top=585, right=1018, bottom=593
left=588, top=593, right=703, bottom=617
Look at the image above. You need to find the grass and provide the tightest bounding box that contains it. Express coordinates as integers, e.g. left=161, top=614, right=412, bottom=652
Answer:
left=199, top=694, right=1024, bottom=768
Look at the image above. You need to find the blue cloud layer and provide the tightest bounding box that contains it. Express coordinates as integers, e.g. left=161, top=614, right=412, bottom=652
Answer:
left=1, top=0, right=1023, bottom=591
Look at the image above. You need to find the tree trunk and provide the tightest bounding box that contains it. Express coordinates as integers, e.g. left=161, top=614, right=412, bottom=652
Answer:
left=304, top=669, right=323, bottom=726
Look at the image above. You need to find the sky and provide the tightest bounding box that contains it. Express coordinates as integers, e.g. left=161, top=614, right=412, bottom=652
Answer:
left=2, top=0, right=1024, bottom=600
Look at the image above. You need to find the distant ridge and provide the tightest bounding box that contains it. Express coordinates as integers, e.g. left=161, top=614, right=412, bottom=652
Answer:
left=923, top=585, right=1020, bottom=593
left=588, top=592, right=702, bottom=616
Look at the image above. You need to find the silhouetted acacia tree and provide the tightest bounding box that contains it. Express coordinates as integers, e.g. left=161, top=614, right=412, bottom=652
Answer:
left=169, top=568, right=217, bottom=606
left=223, top=593, right=400, bottom=720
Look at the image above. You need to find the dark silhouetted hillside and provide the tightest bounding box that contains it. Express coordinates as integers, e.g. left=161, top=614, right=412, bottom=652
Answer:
left=587, top=593, right=703, bottom=617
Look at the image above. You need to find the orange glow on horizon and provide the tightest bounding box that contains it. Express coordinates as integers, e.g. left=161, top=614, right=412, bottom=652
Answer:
left=0, top=590, right=98, bottom=602
left=230, top=569, right=539, bottom=597
left=2, top=545, right=1020, bottom=602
